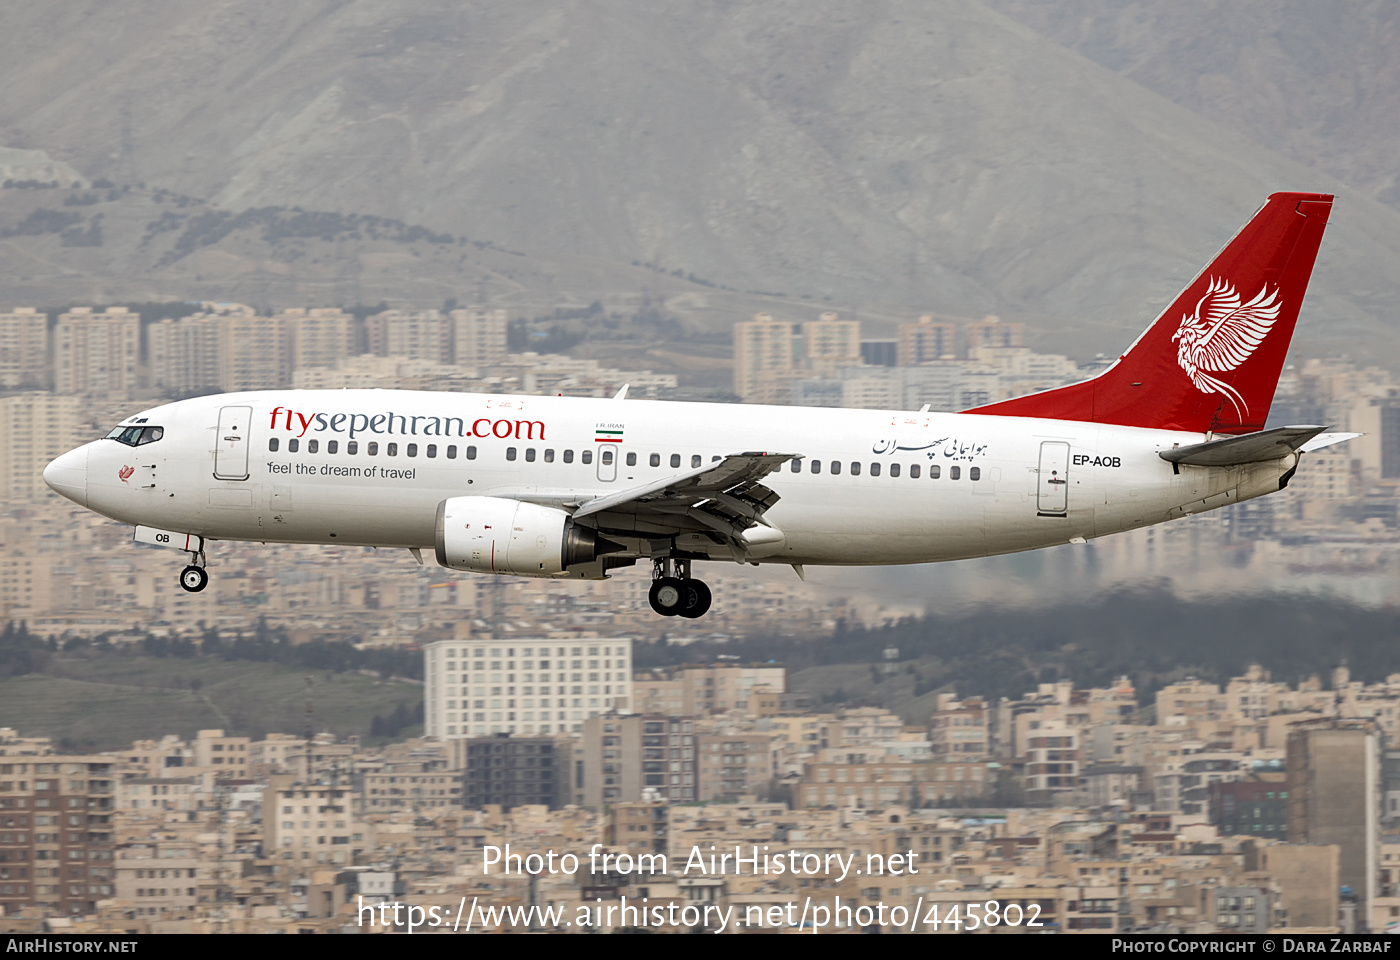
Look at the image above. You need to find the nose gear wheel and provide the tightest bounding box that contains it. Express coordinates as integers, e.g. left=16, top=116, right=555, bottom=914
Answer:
left=180, top=565, right=209, bottom=593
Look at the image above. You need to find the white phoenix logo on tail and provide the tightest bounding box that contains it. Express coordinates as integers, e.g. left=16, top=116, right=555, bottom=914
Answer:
left=1171, top=276, right=1282, bottom=419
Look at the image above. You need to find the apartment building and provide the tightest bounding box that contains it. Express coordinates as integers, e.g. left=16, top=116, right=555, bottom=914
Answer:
left=733, top=313, right=795, bottom=403
left=695, top=732, right=772, bottom=801
left=191, top=729, right=251, bottom=779
left=0, top=756, right=116, bottom=916
left=282, top=308, right=354, bottom=371
left=801, top=311, right=861, bottom=378
left=451, top=307, right=508, bottom=367
left=897, top=315, right=958, bottom=365
left=54, top=307, right=139, bottom=399
left=361, top=760, right=462, bottom=815
left=367, top=308, right=451, bottom=363
left=632, top=664, right=785, bottom=717
left=0, top=307, right=49, bottom=389
left=263, top=775, right=364, bottom=871
left=461, top=735, right=570, bottom=810
left=580, top=714, right=697, bottom=807
left=147, top=314, right=222, bottom=395
left=113, top=839, right=201, bottom=919
left=0, top=393, right=83, bottom=503
left=964, top=315, right=1024, bottom=349
left=929, top=694, right=991, bottom=760
left=424, top=638, right=633, bottom=738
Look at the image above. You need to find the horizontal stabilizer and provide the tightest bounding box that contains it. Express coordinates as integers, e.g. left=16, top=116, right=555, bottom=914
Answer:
left=1158, top=425, right=1330, bottom=467
left=1299, top=431, right=1362, bottom=453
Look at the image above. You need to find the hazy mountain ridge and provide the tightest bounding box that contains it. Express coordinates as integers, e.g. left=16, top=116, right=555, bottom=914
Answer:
left=1, top=1, right=1398, bottom=363
left=986, top=0, right=1400, bottom=207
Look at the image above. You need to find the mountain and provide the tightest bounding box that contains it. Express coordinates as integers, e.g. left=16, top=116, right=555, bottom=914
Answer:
left=986, top=0, right=1400, bottom=208
left=1, top=1, right=1397, bottom=363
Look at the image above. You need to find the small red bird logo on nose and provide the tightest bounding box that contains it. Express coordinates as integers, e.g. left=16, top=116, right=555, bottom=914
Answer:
left=118, top=465, right=134, bottom=483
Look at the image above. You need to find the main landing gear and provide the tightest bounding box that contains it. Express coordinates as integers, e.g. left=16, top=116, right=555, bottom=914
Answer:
left=648, top=558, right=711, bottom=619
left=179, top=546, right=209, bottom=594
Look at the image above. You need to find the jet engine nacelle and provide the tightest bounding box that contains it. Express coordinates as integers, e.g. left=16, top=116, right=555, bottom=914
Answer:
left=434, top=496, right=612, bottom=576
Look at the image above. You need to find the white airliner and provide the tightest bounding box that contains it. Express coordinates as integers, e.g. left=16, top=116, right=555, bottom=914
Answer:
left=44, top=192, right=1351, bottom=618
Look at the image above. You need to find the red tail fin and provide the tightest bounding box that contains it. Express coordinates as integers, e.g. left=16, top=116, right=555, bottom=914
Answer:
left=969, top=192, right=1333, bottom=434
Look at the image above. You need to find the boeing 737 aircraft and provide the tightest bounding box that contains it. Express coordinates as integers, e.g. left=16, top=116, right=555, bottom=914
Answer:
left=44, top=192, right=1351, bottom=618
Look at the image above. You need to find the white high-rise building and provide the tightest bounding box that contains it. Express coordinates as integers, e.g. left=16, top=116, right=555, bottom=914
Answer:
left=148, top=315, right=222, bottom=395
left=425, top=638, right=633, bottom=738
left=451, top=307, right=508, bottom=366
left=220, top=309, right=289, bottom=391
left=0, top=308, right=50, bottom=389
left=283, top=308, right=353, bottom=371
left=368, top=309, right=451, bottom=363
left=54, top=307, right=139, bottom=398
left=0, top=393, right=84, bottom=502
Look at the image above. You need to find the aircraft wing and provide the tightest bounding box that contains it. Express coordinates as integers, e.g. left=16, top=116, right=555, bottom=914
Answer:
left=572, top=451, right=798, bottom=544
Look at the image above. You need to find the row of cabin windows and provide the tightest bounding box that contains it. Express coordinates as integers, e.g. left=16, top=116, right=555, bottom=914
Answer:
left=269, top=438, right=478, bottom=459
left=788, top=459, right=980, bottom=480
left=269, top=438, right=604, bottom=465
left=266, top=438, right=983, bottom=480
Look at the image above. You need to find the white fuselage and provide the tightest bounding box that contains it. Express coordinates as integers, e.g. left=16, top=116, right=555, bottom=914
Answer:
left=45, top=390, right=1294, bottom=572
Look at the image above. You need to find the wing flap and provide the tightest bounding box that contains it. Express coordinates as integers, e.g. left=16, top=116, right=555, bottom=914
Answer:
left=572, top=452, right=797, bottom=520
left=570, top=452, right=797, bottom=558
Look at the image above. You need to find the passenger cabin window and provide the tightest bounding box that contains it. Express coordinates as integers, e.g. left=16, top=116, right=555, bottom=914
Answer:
left=288, top=439, right=299, bottom=453
left=929, top=464, right=940, bottom=479
left=582, top=450, right=593, bottom=465
left=563, top=450, right=574, bottom=463
left=466, top=446, right=477, bottom=460
left=810, top=460, right=821, bottom=474
left=692, top=455, right=701, bottom=468
left=910, top=464, right=920, bottom=479
left=426, top=444, right=437, bottom=458
left=670, top=454, right=681, bottom=468
left=525, top=448, right=536, bottom=462
left=367, top=442, right=379, bottom=456
left=625, top=452, right=637, bottom=467
left=386, top=443, right=398, bottom=456
left=544, top=449, right=554, bottom=463
left=327, top=440, right=338, bottom=454
left=889, top=463, right=899, bottom=477
left=506, top=447, right=517, bottom=461
left=830, top=461, right=842, bottom=475
left=446, top=445, right=457, bottom=458
left=268, top=438, right=279, bottom=452
left=347, top=441, right=359, bottom=455
left=790, top=460, right=801, bottom=473
left=970, top=467, right=981, bottom=481
left=650, top=453, right=661, bottom=467
left=950, top=466, right=961, bottom=480
left=850, top=462, right=861, bottom=476
left=307, top=439, right=318, bottom=454
left=406, top=443, right=417, bottom=457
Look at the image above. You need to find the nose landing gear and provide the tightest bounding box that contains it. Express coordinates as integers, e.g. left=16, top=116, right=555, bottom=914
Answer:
left=179, top=545, right=209, bottom=593
left=648, top=558, right=711, bottom=618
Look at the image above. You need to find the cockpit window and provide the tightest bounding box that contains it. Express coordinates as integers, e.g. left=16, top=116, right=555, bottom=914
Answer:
left=106, top=425, right=164, bottom=446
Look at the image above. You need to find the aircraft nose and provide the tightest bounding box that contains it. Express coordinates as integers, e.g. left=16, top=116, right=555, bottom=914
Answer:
left=44, top=445, right=88, bottom=508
